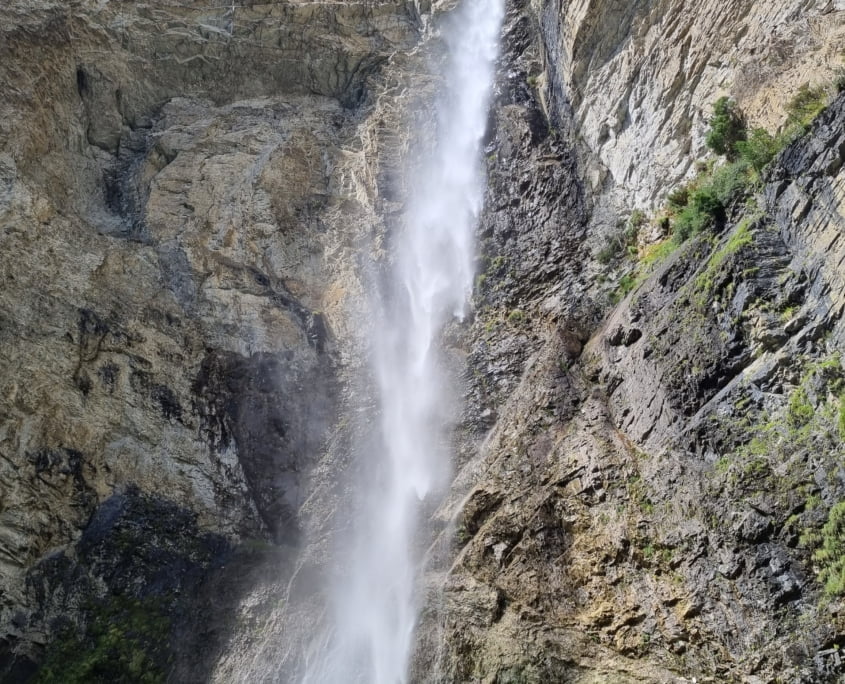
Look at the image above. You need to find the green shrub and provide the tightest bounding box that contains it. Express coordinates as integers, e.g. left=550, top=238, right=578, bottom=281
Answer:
left=629, top=209, right=647, bottom=229
left=705, top=96, right=747, bottom=159
left=690, top=185, right=723, bottom=217
left=787, top=386, right=814, bottom=428
left=735, top=128, right=780, bottom=173
left=666, top=186, right=690, bottom=211
left=673, top=205, right=709, bottom=242
left=673, top=185, right=724, bottom=240
left=785, top=83, right=827, bottom=130
left=709, top=159, right=754, bottom=204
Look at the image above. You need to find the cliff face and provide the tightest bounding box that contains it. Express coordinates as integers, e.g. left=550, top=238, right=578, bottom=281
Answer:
left=423, top=0, right=845, bottom=681
left=1, top=0, right=845, bottom=682
left=539, top=0, right=845, bottom=206
left=0, top=0, right=422, bottom=678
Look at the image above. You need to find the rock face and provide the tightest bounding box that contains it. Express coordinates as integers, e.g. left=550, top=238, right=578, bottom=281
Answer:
left=415, top=1, right=845, bottom=681
left=0, top=0, right=421, bottom=677
left=2, top=0, right=845, bottom=682
left=537, top=0, right=845, bottom=207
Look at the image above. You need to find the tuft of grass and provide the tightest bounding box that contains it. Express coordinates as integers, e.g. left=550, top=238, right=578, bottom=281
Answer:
left=640, top=238, right=678, bottom=270
left=507, top=309, right=524, bottom=324
left=693, top=217, right=755, bottom=295
left=813, top=502, right=845, bottom=598
left=785, top=83, right=828, bottom=131
left=612, top=273, right=638, bottom=302
left=787, top=386, right=814, bottom=428
left=839, top=394, right=845, bottom=441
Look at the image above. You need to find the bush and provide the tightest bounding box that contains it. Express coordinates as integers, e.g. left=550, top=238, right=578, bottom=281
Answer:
left=673, top=204, right=710, bottom=242
left=629, top=209, right=647, bottom=229
left=786, top=83, right=827, bottom=129
left=690, top=186, right=722, bottom=218
left=705, top=97, right=747, bottom=159
left=666, top=185, right=690, bottom=212
left=735, top=128, right=780, bottom=174
left=710, top=159, right=754, bottom=205
left=35, top=597, right=170, bottom=684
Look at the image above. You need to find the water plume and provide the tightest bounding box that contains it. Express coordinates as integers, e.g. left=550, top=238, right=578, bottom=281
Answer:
left=302, top=0, right=503, bottom=680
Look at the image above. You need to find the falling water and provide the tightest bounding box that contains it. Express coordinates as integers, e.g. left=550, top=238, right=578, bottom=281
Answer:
left=302, top=0, right=503, bottom=681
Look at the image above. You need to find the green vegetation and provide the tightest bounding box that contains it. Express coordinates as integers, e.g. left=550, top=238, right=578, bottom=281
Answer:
left=693, top=217, right=755, bottom=295
left=787, top=386, right=814, bottom=428
left=673, top=187, right=720, bottom=241
left=627, top=474, right=655, bottom=515
left=839, top=393, right=845, bottom=440
left=489, top=255, right=506, bottom=272
left=666, top=82, right=832, bottom=244
left=785, top=84, right=828, bottom=130
left=705, top=97, right=746, bottom=159
left=639, top=237, right=677, bottom=270
left=507, top=309, right=524, bottom=324
left=611, top=273, right=638, bottom=303
left=811, top=502, right=845, bottom=598
left=35, top=597, right=171, bottom=684
left=734, top=128, right=780, bottom=174
left=719, top=357, right=845, bottom=488
left=603, top=80, right=833, bottom=308
left=597, top=212, right=645, bottom=265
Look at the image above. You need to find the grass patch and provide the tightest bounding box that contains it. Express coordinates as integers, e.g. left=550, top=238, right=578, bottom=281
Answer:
left=507, top=309, right=524, bottom=324
left=35, top=597, right=171, bottom=684
left=812, top=502, right=845, bottom=598
left=727, top=357, right=845, bottom=488
left=785, top=83, right=828, bottom=131
left=640, top=238, right=677, bottom=269
left=693, top=216, right=755, bottom=295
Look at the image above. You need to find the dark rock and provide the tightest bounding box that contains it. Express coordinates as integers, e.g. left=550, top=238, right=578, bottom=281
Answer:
left=192, top=349, right=336, bottom=544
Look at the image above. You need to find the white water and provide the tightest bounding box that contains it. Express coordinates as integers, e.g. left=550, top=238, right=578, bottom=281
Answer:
left=302, top=0, right=503, bottom=681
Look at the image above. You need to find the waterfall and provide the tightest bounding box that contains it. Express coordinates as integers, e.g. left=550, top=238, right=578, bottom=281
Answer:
left=302, top=0, right=503, bottom=681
